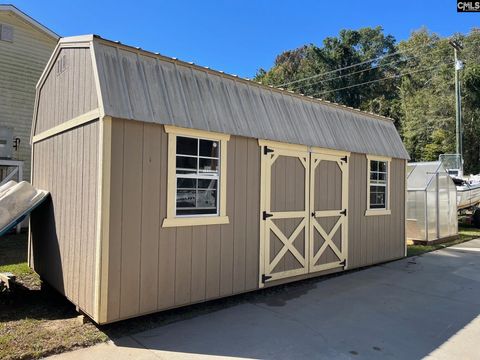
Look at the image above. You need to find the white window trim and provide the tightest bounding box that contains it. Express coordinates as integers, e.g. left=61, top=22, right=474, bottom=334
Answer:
left=365, top=155, right=391, bottom=216
left=162, top=125, right=230, bottom=227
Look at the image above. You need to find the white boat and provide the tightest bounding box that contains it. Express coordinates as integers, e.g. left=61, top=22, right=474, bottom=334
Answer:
left=439, top=154, right=480, bottom=211
left=453, top=178, right=480, bottom=210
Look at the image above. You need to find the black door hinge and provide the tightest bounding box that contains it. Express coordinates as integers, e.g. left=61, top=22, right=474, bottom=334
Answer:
left=262, top=274, right=272, bottom=283
left=340, top=259, right=346, bottom=266
left=311, top=212, right=316, bottom=217
left=340, top=209, right=347, bottom=216
left=13, top=138, right=20, bottom=151
left=264, top=146, right=274, bottom=155
left=341, top=156, right=348, bottom=163
left=263, top=211, right=273, bottom=220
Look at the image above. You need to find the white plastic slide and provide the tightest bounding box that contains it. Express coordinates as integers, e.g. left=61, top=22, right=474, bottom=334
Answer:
left=0, top=181, right=49, bottom=237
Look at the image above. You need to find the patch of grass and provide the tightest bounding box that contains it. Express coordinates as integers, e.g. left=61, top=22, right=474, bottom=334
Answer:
left=0, top=317, right=108, bottom=360
left=0, top=231, right=108, bottom=360
left=407, top=226, right=480, bottom=257
left=0, top=232, right=40, bottom=289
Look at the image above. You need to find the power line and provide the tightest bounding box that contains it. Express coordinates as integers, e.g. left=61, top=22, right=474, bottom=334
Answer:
left=312, top=61, right=452, bottom=97
left=295, top=39, right=478, bottom=95
left=274, top=38, right=441, bottom=88
left=289, top=46, right=449, bottom=92
left=275, top=31, right=475, bottom=89
left=310, top=61, right=454, bottom=97
left=305, top=35, right=479, bottom=97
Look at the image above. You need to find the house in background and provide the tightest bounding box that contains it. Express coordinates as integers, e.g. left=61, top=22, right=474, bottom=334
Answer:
left=0, top=4, right=58, bottom=183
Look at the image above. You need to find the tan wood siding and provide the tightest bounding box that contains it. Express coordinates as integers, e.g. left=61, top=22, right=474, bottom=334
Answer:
left=35, top=47, right=98, bottom=135
left=30, top=116, right=405, bottom=323
left=104, top=119, right=261, bottom=323
left=30, top=120, right=99, bottom=318
left=102, top=123, right=405, bottom=323
left=347, top=154, right=406, bottom=268
left=0, top=11, right=56, bottom=181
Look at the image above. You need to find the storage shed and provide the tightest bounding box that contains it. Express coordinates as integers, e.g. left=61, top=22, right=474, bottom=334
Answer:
left=30, top=35, right=410, bottom=324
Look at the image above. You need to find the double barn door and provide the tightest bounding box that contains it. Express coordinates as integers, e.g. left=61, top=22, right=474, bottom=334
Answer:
left=259, top=142, right=349, bottom=286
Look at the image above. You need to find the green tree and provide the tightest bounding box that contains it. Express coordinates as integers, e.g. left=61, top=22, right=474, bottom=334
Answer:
left=255, top=26, right=399, bottom=115
left=462, top=31, right=480, bottom=174
left=398, top=29, right=455, bottom=162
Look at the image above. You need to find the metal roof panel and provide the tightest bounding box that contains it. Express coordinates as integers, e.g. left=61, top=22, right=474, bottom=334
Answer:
left=92, top=39, right=409, bottom=159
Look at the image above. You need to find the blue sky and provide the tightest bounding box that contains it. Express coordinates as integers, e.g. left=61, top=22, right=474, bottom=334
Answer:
left=13, top=0, right=479, bottom=78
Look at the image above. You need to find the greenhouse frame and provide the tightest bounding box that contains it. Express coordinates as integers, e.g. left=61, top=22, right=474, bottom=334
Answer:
left=407, top=161, right=458, bottom=243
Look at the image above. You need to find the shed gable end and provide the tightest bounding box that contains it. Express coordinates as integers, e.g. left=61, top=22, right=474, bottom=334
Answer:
left=34, top=46, right=99, bottom=136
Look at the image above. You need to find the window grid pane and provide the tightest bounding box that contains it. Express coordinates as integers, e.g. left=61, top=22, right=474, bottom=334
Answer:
left=175, top=135, right=220, bottom=217
left=369, top=160, right=388, bottom=210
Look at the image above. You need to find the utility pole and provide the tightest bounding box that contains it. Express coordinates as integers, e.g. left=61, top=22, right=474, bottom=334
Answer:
left=449, top=40, right=464, bottom=160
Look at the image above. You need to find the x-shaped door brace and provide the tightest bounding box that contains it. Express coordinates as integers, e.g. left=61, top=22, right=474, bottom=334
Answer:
left=311, top=215, right=344, bottom=264
left=268, top=218, right=307, bottom=272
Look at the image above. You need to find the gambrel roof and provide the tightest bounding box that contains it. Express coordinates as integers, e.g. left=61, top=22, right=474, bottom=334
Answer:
left=37, top=35, right=410, bottom=159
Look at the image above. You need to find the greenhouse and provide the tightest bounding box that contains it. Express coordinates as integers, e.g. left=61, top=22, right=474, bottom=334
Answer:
left=406, top=161, right=458, bottom=243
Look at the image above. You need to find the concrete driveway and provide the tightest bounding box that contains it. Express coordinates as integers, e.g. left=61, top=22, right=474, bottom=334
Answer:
left=50, top=239, right=480, bottom=360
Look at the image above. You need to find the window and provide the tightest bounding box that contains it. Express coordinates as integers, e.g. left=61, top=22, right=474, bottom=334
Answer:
left=366, top=155, right=391, bottom=216
left=163, top=125, right=230, bottom=227
left=0, top=24, right=14, bottom=42
left=176, top=136, right=219, bottom=216
left=370, top=160, right=387, bottom=209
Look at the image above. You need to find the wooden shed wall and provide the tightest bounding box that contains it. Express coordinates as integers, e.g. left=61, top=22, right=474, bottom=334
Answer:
left=101, top=118, right=406, bottom=323
left=347, top=154, right=406, bottom=268
left=0, top=10, right=56, bottom=181
left=34, top=47, right=98, bottom=135
left=102, top=118, right=261, bottom=323
left=30, top=120, right=99, bottom=318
